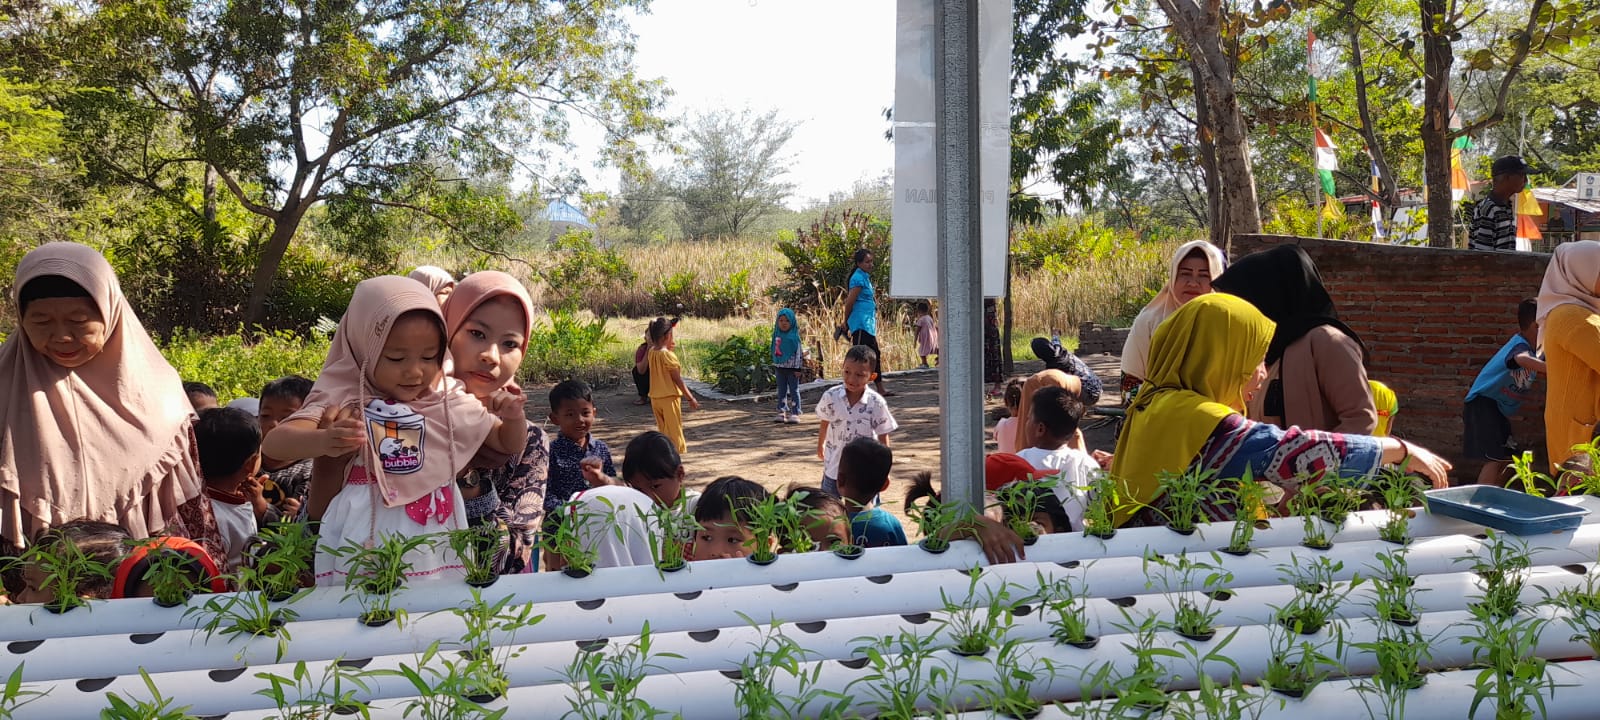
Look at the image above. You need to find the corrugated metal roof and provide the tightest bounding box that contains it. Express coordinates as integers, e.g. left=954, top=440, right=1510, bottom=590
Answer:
left=540, top=199, right=594, bottom=227
left=1532, top=187, right=1600, bottom=215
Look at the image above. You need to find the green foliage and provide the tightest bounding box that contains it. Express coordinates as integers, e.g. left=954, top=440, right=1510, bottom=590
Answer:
left=541, top=231, right=639, bottom=316
left=8, top=528, right=114, bottom=614
left=671, top=108, right=798, bottom=239
left=99, top=670, right=195, bottom=720
left=700, top=331, right=774, bottom=395
left=649, top=269, right=753, bottom=318
left=521, top=308, right=617, bottom=385
left=772, top=210, right=891, bottom=313
left=0, top=664, right=49, bottom=719
left=158, top=328, right=329, bottom=402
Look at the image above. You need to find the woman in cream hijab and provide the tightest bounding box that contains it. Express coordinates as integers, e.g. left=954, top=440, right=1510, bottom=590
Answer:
left=0, top=243, right=217, bottom=558
left=1107, top=294, right=1449, bottom=529
left=1120, top=240, right=1228, bottom=384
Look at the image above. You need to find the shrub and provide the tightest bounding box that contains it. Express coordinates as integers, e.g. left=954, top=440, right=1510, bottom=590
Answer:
left=773, top=210, right=892, bottom=312
left=160, top=327, right=331, bottom=402
left=541, top=230, right=638, bottom=316
left=521, top=308, right=619, bottom=385
left=701, top=330, right=774, bottom=394
left=650, top=269, right=754, bottom=318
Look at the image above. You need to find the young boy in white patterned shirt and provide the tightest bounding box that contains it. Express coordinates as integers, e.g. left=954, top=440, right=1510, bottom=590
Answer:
left=816, top=345, right=899, bottom=497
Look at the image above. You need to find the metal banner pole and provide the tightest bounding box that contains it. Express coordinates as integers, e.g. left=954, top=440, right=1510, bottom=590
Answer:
left=935, top=0, right=984, bottom=511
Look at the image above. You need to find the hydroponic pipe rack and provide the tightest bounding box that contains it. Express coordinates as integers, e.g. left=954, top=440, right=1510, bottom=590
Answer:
left=5, top=499, right=1600, bottom=719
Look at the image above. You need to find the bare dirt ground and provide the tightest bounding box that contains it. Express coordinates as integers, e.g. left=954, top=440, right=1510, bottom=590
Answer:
left=552, top=353, right=1126, bottom=537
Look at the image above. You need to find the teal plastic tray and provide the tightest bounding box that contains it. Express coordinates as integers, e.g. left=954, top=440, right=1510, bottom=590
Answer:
left=1424, top=486, right=1590, bottom=536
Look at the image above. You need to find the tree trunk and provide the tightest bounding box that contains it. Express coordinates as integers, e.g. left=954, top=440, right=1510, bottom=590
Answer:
left=1191, top=60, right=1227, bottom=249
left=1347, top=10, right=1397, bottom=214
left=245, top=206, right=306, bottom=327
left=1420, top=0, right=1457, bottom=248
left=1160, top=0, right=1262, bottom=247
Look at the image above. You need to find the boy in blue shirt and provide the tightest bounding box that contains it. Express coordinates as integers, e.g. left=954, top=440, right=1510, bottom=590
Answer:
left=836, top=437, right=907, bottom=547
left=1464, top=299, right=1546, bottom=486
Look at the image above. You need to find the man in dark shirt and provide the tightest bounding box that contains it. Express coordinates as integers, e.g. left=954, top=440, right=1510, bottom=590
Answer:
left=1470, top=155, right=1529, bottom=252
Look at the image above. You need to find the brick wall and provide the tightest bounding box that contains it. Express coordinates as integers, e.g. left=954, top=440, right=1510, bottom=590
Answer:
left=1229, top=235, right=1551, bottom=480
left=1078, top=322, right=1131, bottom=356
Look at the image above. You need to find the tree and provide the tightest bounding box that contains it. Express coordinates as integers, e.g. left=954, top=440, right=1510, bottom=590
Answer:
left=10, top=0, right=667, bottom=324
left=1145, top=0, right=1267, bottom=242
left=1416, top=0, right=1595, bottom=247
left=671, top=108, right=797, bottom=239
left=1010, top=0, right=1128, bottom=222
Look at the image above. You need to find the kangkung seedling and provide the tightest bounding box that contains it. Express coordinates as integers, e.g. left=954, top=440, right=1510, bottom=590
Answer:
left=9, top=529, right=113, bottom=614
left=384, top=642, right=509, bottom=720
left=247, top=521, right=317, bottom=601
left=1463, top=606, right=1562, bottom=720
left=974, top=638, right=1052, bottom=720
left=254, top=659, right=373, bottom=719
left=906, top=494, right=970, bottom=553
left=1550, top=560, right=1600, bottom=656
left=1374, top=469, right=1424, bottom=544
left=741, top=493, right=797, bottom=564
left=1557, top=440, right=1600, bottom=495
left=541, top=500, right=601, bottom=577
left=189, top=562, right=299, bottom=661
left=1466, top=530, right=1533, bottom=619
left=1153, top=467, right=1220, bottom=534
left=1276, top=555, right=1361, bottom=635
left=137, top=543, right=205, bottom=608
left=1080, top=470, right=1120, bottom=539
left=1164, top=629, right=1254, bottom=719
left=452, top=589, right=544, bottom=704
left=1145, top=551, right=1233, bottom=641
left=1263, top=631, right=1343, bottom=699
left=98, top=669, right=195, bottom=720
left=1106, top=611, right=1181, bottom=713
left=1036, top=570, right=1094, bottom=646
left=1288, top=477, right=1335, bottom=549
left=1368, top=551, right=1424, bottom=626
left=1355, top=626, right=1435, bottom=719
left=1510, top=451, right=1556, bottom=498
left=331, top=533, right=436, bottom=627
left=1224, top=469, right=1268, bottom=554
left=640, top=498, right=699, bottom=573
left=731, top=616, right=839, bottom=720
left=847, top=629, right=959, bottom=720
left=1314, top=474, right=1365, bottom=527
left=935, top=567, right=1014, bottom=656
left=446, top=523, right=503, bottom=587
left=994, top=478, right=1054, bottom=543
left=0, top=664, right=48, bottom=719
left=562, top=621, right=681, bottom=720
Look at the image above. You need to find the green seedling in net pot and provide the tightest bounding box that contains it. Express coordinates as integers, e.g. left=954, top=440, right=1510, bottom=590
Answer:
left=1263, top=629, right=1344, bottom=699
left=1144, top=550, right=1233, bottom=642
left=1153, top=466, right=1221, bottom=534
left=1548, top=551, right=1600, bottom=656
left=6, top=528, right=113, bottom=614
left=741, top=493, right=798, bottom=565
left=1466, top=530, right=1533, bottom=620
left=446, top=522, right=503, bottom=588
left=994, top=477, right=1055, bottom=544
left=562, top=621, right=681, bottom=720
left=641, top=496, right=699, bottom=573
left=847, top=628, right=959, bottom=720
left=137, top=543, right=205, bottom=609
left=974, top=638, right=1052, bottom=720
left=330, top=532, right=436, bottom=627
left=246, top=521, right=317, bottom=601
left=1368, top=550, right=1424, bottom=626
left=451, top=589, right=544, bottom=704
left=1288, top=475, right=1334, bottom=550
left=254, top=659, right=373, bottom=719
left=1373, top=468, right=1425, bottom=544
left=1035, top=570, right=1095, bottom=647
left=1224, top=468, right=1269, bottom=555
left=935, top=567, right=1015, bottom=656
left=99, top=669, right=195, bottom=720
left=907, top=491, right=971, bottom=553
left=541, top=500, right=601, bottom=578
left=1275, top=554, right=1361, bottom=635
left=1080, top=470, right=1121, bottom=539
left=731, top=615, right=841, bottom=720
left=1106, top=610, right=1181, bottom=714
left=1510, top=451, right=1556, bottom=498
left=189, top=560, right=299, bottom=661
left=1463, top=605, right=1564, bottom=720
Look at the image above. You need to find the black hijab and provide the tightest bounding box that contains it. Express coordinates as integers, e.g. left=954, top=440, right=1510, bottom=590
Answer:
left=1211, top=244, right=1367, bottom=366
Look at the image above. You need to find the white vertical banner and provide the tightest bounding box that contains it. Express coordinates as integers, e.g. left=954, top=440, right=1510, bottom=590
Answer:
left=891, top=0, right=1010, bottom=299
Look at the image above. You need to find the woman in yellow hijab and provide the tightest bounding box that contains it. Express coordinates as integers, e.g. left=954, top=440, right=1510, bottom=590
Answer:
left=1107, top=294, right=1450, bottom=528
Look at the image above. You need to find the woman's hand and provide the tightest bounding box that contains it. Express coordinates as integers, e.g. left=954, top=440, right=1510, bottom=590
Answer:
left=1403, top=442, right=1453, bottom=489
left=1091, top=450, right=1114, bottom=470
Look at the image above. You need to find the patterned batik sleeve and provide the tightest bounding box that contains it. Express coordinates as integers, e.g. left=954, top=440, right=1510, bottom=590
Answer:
left=1197, top=413, right=1384, bottom=488
left=488, top=422, right=549, bottom=575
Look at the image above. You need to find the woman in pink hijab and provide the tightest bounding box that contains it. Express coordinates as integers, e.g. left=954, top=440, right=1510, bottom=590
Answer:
left=445, top=271, right=549, bottom=575
left=0, top=243, right=220, bottom=561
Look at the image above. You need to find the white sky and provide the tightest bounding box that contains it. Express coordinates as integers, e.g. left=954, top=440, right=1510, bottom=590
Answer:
left=574, top=0, right=897, bottom=207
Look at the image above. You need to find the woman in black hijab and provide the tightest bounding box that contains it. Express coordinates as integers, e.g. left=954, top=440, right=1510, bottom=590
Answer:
left=1212, top=245, right=1378, bottom=434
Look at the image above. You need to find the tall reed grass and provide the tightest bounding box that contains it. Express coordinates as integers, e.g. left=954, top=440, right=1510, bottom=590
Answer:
left=1009, top=239, right=1180, bottom=335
